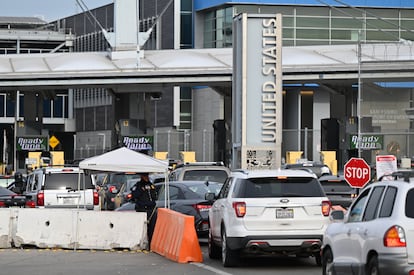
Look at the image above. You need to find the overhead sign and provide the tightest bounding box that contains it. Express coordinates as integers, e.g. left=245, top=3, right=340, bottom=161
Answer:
left=16, top=136, right=48, bottom=151
left=344, top=157, right=371, bottom=188
left=122, top=136, right=153, bottom=151
left=350, top=134, right=383, bottom=150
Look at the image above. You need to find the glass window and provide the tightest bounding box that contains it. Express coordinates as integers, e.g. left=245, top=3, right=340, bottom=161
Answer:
left=0, top=94, right=4, bottom=117
left=181, top=13, right=193, bottom=48
left=348, top=188, right=370, bottom=223
left=53, top=96, right=64, bottom=118
left=296, top=6, right=329, bottom=16
left=297, top=28, right=330, bottom=40
left=331, top=18, right=363, bottom=29
left=157, top=185, right=181, bottom=200
left=43, top=173, right=94, bottom=190
left=182, top=170, right=228, bottom=183
left=366, top=30, right=398, bottom=41
left=296, top=17, right=329, bottom=28
left=6, top=97, right=15, bottom=117
left=218, top=177, right=232, bottom=199
left=363, top=186, right=384, bottom=221
left=181, top=0, right=192, bottom=12
left=380, top=187, right=397, bottom=218
left=43, top=98, right=52, bottom=117
left=238, top=177, right=325, bottom=198
left=405, top=189, right=414, bottom=218
left=366, top=18, right=399, bottom=30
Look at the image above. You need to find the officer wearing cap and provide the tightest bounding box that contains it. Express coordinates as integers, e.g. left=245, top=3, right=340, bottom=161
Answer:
left=131, top=173, right=157, bottom=245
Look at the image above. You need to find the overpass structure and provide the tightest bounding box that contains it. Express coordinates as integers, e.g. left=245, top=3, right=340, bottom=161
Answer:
left=0, top=43, right=413, bottom=91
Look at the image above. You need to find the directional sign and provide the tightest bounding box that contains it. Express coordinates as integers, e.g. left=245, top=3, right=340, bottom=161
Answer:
left=344, top=157, right=371, bottom=188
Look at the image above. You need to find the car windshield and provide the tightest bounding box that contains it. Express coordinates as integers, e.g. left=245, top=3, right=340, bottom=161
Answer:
left=0, top=177, right=13, bottom=188
left=43, top=173, right=94, bottom=190
left=107, top=173, right=139, bottom=187
left=238, top=177, right=325, bottom=198
left=182, top=170, right=228, bottom=183
left=158, top=182, right=221, bottom=201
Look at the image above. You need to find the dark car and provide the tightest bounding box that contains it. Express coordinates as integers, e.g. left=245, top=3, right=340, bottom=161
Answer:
left=0, top=186, right=28, bottom=208
left=100, top=172, right=140, bottom=210
left=283, top=162, right=332, bottom=178
left=318, top=174, right=357, bottom=208
left=116, top=180, right=222, bottom=237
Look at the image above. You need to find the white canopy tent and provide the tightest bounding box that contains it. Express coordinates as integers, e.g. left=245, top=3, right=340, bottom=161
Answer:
left=79, top=147, right=168, bottom=174
left=78, top=147, right=170, bottom=208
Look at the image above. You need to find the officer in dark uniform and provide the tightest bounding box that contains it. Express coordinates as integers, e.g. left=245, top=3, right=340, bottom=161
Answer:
left=131, top=173, right=157, bottom=245
left=12, top=172, right=25, bottom=194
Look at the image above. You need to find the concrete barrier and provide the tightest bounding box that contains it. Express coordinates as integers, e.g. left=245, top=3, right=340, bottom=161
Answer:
left=0, top=208, right=147, bottom=250
left=0, top=208, right=18, bottom=248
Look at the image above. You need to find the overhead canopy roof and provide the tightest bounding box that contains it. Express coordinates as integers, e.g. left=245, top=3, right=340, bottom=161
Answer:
left=0, top=43, right=413, bottom=90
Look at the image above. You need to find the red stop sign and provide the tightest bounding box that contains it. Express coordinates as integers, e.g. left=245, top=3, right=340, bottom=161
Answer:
left=344, top=157, right=371, bottom=188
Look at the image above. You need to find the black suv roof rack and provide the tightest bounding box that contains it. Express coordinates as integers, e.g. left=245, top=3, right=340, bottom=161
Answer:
left=174, top=161, right=225, bottom=169
left=378, top=170, right=414, bottom=182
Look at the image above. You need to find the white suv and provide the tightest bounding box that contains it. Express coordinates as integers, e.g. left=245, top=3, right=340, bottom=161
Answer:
left=208, top=169, right=331, bottom=267
left=322, top=170, right=414, bottom=275
left=25, top=167, right=99, bottom=210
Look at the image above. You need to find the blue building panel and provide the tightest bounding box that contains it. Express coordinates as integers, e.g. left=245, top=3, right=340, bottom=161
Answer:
left=194, top=0, right=414, bottom=11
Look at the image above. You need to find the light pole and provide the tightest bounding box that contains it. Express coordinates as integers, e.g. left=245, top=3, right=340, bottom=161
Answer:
left=357, top=30, right=362, bottom=158
left=97, top=133, right=106, bottom=153
left=150, top=95, right=161, bottom=128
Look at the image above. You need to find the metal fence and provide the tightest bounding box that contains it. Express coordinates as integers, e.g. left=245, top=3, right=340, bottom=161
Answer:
left=153, top=128, right=214, bottom=162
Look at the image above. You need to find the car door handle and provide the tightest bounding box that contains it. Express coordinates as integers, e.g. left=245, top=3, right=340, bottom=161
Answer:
left=347, top=229, right=351, bottom=236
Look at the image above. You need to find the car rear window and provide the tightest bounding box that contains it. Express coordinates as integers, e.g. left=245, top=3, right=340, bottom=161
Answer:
left=237, top=177, right=325, bottom=198
left=320, top=180, right=354, bottom=193
left=182, top=170, right=228, bottom=183
left=44, top=173, right=94, bottom=190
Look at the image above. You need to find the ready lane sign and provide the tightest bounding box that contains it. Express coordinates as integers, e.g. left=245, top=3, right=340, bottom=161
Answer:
left=344, top=157, right=371, bottom=188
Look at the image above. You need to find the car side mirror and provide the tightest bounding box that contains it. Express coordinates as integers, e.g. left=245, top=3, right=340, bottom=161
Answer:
left=205, top=192, right=216, bottom=201
left=330, top=210, right=345, bottom=221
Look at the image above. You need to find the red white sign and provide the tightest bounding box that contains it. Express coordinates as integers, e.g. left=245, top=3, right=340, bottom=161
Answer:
left=375, top=155, right=397, bottom=180
left=344, top=157, right=371, bottom=188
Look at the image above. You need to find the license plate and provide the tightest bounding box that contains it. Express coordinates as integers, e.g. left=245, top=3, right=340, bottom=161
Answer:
left=63, top=198, right=76, bottom=204
left=276, top=208, right=294, bottom=219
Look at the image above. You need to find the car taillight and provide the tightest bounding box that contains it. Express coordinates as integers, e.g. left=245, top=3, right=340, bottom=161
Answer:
left=93, top=191, right=99, bottom=205
left=37, top=191, right=44, bottom=206
left=25, top=201, right=36, bottom=208
left=321, top=200, right=331, bottom=216
left=384, top=225, right=406, bottom=247
left=193, top=204, right=212, bottom=213
left=233, top=202, right=246, bottom=217
left=126, top=193, right=133, bottom=200
left=0, top=201, right=5, bottom=207
left=109, top=185, right=118, bottom=193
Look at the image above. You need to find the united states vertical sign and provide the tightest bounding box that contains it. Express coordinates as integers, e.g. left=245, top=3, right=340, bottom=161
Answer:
left=232, top=13, right=283, bottom=169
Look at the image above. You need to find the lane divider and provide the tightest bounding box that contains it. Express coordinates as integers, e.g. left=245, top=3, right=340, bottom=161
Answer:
left=150, top=208, right=203, bottom=263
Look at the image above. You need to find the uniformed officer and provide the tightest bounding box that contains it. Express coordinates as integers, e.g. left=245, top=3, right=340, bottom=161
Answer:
left=131, top=173, right=157, bottom=245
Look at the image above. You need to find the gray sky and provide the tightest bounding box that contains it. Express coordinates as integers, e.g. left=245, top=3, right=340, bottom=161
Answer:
left=3, top=0, right=113, bottom=22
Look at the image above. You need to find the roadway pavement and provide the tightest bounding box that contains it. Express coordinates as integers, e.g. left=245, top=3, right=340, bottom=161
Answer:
left=0, top=242, right=321, bottom=275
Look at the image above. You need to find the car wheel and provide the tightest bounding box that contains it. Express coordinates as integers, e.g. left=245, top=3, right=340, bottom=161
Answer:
left=322, top=248, right=334, bottom=275
left=366, top=256, right=379, bottom=275
left=221, top=228, right=239, bottom=267
left=208, top=228, right=221, bottom=259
